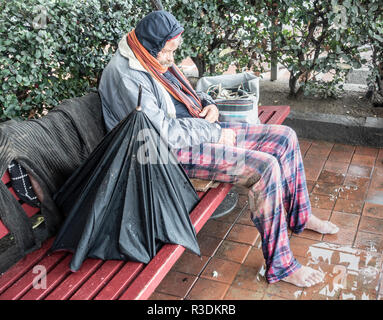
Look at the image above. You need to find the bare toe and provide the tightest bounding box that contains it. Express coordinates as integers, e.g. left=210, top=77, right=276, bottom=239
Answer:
left=282, top=266, right=324, bottom=288
left=306, top=215, right=339, bottom=235
left=327, top=222, right=339, bottom=234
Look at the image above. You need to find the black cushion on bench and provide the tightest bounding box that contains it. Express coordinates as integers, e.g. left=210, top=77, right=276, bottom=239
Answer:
left=0, top=92, right=106, bottom=256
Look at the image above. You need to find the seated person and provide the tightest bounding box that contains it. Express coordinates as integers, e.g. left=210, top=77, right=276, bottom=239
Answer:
left=98, top=10, right=339, bottom=288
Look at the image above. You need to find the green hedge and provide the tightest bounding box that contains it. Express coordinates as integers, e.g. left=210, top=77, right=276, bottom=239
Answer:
left=0, top=0, right=152, bottom=121
left=168, top=0, right=382, bottom=99
left=1, top=0, right=382, bottom=121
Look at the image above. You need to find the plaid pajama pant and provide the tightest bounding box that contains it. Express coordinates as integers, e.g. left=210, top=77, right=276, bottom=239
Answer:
left=175, top=122, right=312, bottom=283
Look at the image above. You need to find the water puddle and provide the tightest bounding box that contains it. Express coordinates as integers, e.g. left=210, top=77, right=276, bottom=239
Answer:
left=302, top=242, right=382, bottom=300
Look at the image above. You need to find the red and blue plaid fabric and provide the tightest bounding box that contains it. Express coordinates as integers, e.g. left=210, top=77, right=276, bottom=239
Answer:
left=175, top=122, right=311, bottom=283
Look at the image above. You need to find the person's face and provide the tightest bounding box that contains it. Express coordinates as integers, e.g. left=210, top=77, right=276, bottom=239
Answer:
left=156, top=36, right=182, bottom=68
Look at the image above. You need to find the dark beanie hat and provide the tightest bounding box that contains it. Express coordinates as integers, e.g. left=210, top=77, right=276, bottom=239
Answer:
left=135, top=10, right=184, bottom=57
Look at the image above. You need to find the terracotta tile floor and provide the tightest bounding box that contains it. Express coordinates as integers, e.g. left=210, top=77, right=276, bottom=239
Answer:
left=149, top=139, right=383, bottom=300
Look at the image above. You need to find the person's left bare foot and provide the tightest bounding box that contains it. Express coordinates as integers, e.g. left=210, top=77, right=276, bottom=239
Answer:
left=305, top=215, right=339, bottom=234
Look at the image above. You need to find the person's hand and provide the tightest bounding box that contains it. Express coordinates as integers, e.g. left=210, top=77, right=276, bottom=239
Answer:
left=218, top=128, right=236, bottom=146
left=199, top=104, right=219, bottom=123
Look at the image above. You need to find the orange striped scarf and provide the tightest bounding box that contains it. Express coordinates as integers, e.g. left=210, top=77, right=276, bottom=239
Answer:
left=126, top=29, right=203, bottom=118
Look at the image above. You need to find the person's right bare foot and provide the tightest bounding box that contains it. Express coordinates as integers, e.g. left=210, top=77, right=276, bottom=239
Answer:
left=282, top=266, right=324, bottom=287
left=305, top=214, right=339, bottom=235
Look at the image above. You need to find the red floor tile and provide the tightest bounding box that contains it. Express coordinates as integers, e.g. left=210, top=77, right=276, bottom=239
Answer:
left=354, top=231, right=383, bottom=253
left=350, top=154, right=377, bottom=167
left=223, top=286, right=265, bottom=300
left=149, top=292, right=181, bottom=300
left=375, top=153, right=383, bottom=169
left=317, top=170, right=346, bottom=185
left=185, top=278, right=230, bottom=300
left=339, top=289, right=378, bottom=300
left=243, top=247, right=266, bottom=270
left=172, top=252, right=210, bottom=276
left=365, top=189, right=383, bottom=205
left=264, top=279, right=305, bottom=300
left=312, top=181, right=341, bottom=197
left=323, top=227, right=357, bottom=246
left=344, top=175, right=371, bottom=188
left=235, top=208, right=255, bottom=226
left=333, top=198, right=364, bottom=215
left=155, top=271, right=198, bottom=298
left=323, top=160, right=349, bottom=174
left=331, top=143, right=355, bottom=154
left=347, top=164, right=373, bottom=178
left=330, top=211, right=360, bottom=230
left=362, top=202, right=383, bottom=220
left=309, top=193, right=337, bottom=210
left=214, top=240, right=252, bottom=264
left=303, top=156, right=326, bottom=181
left=262, top=293, right=288, bottom=300
left=226, top=224, right=260, bottom=245
left=328, top=149, right=354, bottom=163
left=198, top=220, right=232, bottom=239
left=338, top=183, right=368, bottom=201
left=359, top=216, right=383, bottom=235
left=370, top=167, right=383, bottom=189
left=289, top=236, right=322, bottom=258
left=312, top=208, right=332, bottom=220
left=231, top=264, right=269, bottom=292
left=306, top=180, right=316, bottom=193
left=298, top=139, right=312, bottom=156
left=305, top=141, right=334, bottom=159
left=200, top=257, right=241, bottom=284
left=196, top=234, right=223, bottom=257
left=354, top=146, right=379, bottom=156
left=342, top=270, right=380, bottom=295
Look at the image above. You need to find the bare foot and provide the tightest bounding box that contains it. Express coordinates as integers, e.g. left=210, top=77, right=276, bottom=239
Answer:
left=282, top=266, right=324, bottom=287
left=305, top=215, right=339, bottom=234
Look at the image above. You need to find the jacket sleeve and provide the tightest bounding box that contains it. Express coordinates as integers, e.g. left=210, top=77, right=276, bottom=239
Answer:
left=117, top=75, right=222, bottom=149
left=196, top=91, right=216, bottom=107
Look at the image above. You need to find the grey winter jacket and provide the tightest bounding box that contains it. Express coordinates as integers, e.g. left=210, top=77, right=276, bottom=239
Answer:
left=98, top=34, right=222, bottom=149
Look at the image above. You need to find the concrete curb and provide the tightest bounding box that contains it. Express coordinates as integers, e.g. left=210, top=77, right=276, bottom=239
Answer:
left=284, top=110, right=383, bottom=147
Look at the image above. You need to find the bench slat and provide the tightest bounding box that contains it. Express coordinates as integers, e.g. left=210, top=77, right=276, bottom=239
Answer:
left=44, top=258, right=103, bottom=300
left=69, top=260, right=125, bottom=300
left=0, top=222, right=9, bottom=240
left=0, top=251, right=66, bottom=300
left=119, top=244, right=184, bottom=300
left=21, top=255, right=73, bottom=300
left=258, top=109, right=274, bottom=123
left=1, top=170, right=10, bottom=185
left=259, top=105, right=290, bottom=125
left=0, top=238, right=54, bottom=295
left=266, top=105, right=290, bottom=124
left=21, top=204, right=40, bottom=219
left=94, top=262, right=144, bottom=300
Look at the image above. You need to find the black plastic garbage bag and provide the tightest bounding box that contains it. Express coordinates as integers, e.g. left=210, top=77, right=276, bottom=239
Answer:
left=50, top=102, right=200, bottom=272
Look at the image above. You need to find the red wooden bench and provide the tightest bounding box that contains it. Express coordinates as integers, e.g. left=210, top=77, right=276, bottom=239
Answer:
left=0, top=105, right=290, bottom=300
